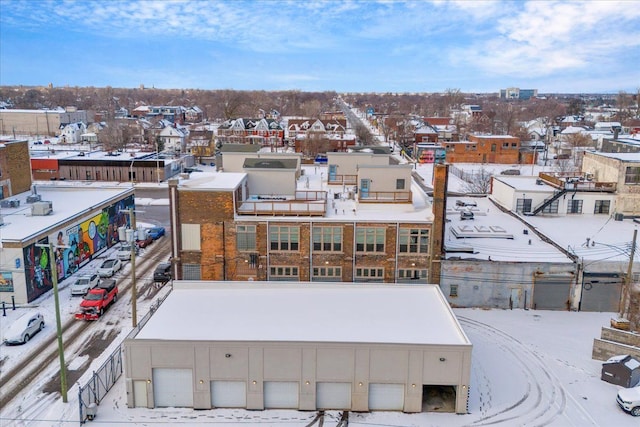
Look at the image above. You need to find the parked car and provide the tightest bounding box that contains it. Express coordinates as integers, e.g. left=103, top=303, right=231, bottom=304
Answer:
left=136, top=234, right=153, bottom=248
left=617, top=386, right=640, bottom=416
left=70, top=273, right=101, bottom=296
left=153, top=262, right=172, bottom=283
left=147, top=226, right=166, bottom=240
left=97, top=258, right=122, bottom=277
left=3, top=312, right=45, bottom=345
left=117, top=242, right=138, bottom=261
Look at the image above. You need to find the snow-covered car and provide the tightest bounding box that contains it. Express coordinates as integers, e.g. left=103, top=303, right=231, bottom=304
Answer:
left=136, top=234, right=153, bottom=248
left=3, top=312, right=45, bottom=345
left=147, top=226, right=165, bottom=240
left=97, top=258, right=122, bottom=277
left=70, top=273, right=100, bottom=296
left=117, top=242, right=137, bottom=261
left=617, top=386, right=640, bottom=416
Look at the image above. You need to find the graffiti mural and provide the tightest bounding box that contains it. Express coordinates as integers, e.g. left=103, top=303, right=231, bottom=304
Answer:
left=23, top=194, right=135, bottom=302
left=0, top=271, right=14, bottom=292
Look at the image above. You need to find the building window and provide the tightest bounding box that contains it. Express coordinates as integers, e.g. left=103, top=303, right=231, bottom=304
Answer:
left=516, top=198, right=532, bottom=214
left=312, top=266, right=342, bottom=281
left=269, top=226, right=299, bottom=251
left=270, top=266, right=299, bottom=281
left=502, top=143, right=509, bottom=148
left=491, top=144, right=496, bottom=152
left=625, top=167, right=640, bottom=184
left=237, top=225, right=257, bottom=251
left=465, top=145, right=477, bottom=151
left=355, top=267, right=384, bottom=282
left=399, top=229, right=429, bottom=254
left=511, top=143, right=518, bottom=147
left=356, top=227, right=385, bottom=253
left=181, top=224, right=201, bottom=250
left=450, top=284, right=458, bottom=297
left=398, top=269, right=428, bottom=282
left=396, top=179, right=405, bottom=190
left=594, top=200, right=610, bottom=214
left=567, top=199, right=583, bottom=214
left=312, top=226, right=342, bottom=252
left=541, top=198, right=559, bottom=214
left=182, top=264, right=201, bottom=280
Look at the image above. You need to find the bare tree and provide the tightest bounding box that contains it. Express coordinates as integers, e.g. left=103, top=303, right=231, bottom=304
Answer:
left=300, top=131, right=333, bottom=158
left=462, top=167, right=492, bottom=194
left=354, top=123, right=374, bottom=145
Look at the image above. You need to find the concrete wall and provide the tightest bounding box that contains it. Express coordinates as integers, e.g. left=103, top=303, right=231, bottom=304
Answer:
left=357, top=165, right=412, bottom=193
left=327, top=152, right=390, bottom=176
left=124, top=339, right=472, bottom=413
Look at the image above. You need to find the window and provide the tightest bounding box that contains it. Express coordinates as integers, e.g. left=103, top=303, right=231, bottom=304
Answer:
left=625, top=167, right=640, bottom=184
left=450, top=284, right=458, bottom=297
left=356, top=227, right=385, bottom=253
left=270, top=266, right=299, bottom=281
left=396, top=179, right=405, bottom=190
left=182, top=264, right=201, bottom=280
left=567, top=199, right=583, bottom=214
left=511, top=143, right=518, bottom=147
left=491, top=144, right=496, bottom=152
left=594, top=200, right=610, bottom=214
left=502, top=143, right=509, bottom=148
left=398, top=269, right=428, bottom=282
left=269, top=226, right=299, bottom=251
left=399, top=229, right=429, bottom=254
left=236, top=225, right=256, bottom=251
left=355, top=267, right=384, bottom=282
left=312, top=226, right=342, bottom=252
left=181, top=224, right=201, bottom=250
left=312, top=266, right=342, bottom=281
left=516, top=198, right=532, bottom=214
left=541, top=198, right=559, bottom=214
left=465, top=145, right=477, bottom=151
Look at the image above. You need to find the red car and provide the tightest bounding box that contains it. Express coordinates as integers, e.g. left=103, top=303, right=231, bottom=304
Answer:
left=136, top=235, right=153, bottom=248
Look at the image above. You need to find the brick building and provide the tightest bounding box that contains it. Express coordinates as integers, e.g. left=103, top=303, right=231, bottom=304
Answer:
left=168, top=154, right=447, bottom=284
left=443, top=134, right=534, bottom=164
left=0, top=139, right=32, bottom=198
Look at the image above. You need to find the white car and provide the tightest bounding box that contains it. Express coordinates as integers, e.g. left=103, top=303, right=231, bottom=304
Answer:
left=617, top=386, right=640, bottom=416
left=3, top=312, right=45, bottom=345
left=97, top=258, right=122, bottom=278
left=117, top=242, right=137, bottom=261
left=70, top=273, right=101, bottom=296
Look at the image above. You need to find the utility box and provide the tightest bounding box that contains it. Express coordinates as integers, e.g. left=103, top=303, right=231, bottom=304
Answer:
left=601, top=355, right=640, bottom=387
left=31, top=201, right=53, bottom=216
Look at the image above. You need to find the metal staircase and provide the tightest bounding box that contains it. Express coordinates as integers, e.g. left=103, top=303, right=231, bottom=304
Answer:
left=524, top=188, right=569, bottom=216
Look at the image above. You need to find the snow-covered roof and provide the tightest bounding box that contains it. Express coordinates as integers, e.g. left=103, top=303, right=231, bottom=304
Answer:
left=134, top=282, right=472, bottom=346
left=588, top=151, right=640, bottom=163
left=0, top=183, right=133, bottom=242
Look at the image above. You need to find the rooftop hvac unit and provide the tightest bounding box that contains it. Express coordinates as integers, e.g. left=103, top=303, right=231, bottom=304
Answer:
left=0, top=199, right=20, bottom=208
left=26, top=194, right=42, bottom=203
left=31, top=201, right=53, bottom=216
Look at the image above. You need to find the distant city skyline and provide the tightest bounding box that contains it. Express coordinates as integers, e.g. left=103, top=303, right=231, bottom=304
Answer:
left=1, top=0, right=638, bottom=94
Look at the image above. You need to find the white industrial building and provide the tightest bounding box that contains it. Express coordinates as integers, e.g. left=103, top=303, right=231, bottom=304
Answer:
left=123, top=281, right=472, bottom=413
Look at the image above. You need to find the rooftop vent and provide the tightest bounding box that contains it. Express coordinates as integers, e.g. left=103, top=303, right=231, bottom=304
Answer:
left=31, top=201, right=53, bottom=216
left=26, top=194, right=42, bottom=203
left=0, top=199, right=20, bottom=208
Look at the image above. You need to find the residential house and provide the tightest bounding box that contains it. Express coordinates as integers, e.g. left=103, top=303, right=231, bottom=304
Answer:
left=217, top=118, right=284, bottom=147
left=443, top=134, right=532, bottom=164
left=287, top=117, right=355, bottom=155
left=184, top=106, right=204, bottom=124
left=159, top=123, right=189, bottom=153
left=59, top=122, right=87, bottom=144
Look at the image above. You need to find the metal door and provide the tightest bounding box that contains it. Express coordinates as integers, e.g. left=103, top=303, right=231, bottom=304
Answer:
left=360, top=179, right=370, bottom=198
left=152, top=368, right=193, bottom=407
left=317, top=382, right=351, bottom=409
left=329, top=164, right=337, bottom=181
left=580, top=274, right=623, bottom=312
left=532, top=276, right=572, bottom=310
left=211, top=380, right=246, bottom=408
left=368, top=383, right=404, bottom=411
left=264, top=381, right=299, bottom=409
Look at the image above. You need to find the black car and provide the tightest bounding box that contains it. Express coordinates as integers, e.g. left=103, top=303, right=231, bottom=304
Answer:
left=153, top=262, right=172, bottom=283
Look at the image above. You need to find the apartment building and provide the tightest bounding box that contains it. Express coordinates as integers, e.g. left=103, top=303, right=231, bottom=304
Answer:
left=168, top=153, right=447, bottom=285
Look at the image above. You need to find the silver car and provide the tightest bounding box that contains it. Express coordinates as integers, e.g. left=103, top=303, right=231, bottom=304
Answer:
left=70, top=273, right=101, bottom=296
left=3, top=312, right=45, bottom=345
left=98, top=258, right=122, bottom=278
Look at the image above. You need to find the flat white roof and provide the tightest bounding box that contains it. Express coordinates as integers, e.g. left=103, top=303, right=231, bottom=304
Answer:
left=445, top=196, right=572, bottom=263
left=135, top=282, right=471, bottom=346
left=0, top=183, right=132, bottom=242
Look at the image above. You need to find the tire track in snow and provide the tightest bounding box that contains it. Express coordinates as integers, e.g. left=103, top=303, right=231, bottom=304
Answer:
left=459, top=316, right=597, bottom=427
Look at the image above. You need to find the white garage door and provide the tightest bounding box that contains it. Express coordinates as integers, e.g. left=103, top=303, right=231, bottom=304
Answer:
left=264, top=381, right=299, bottom=408
left=211, top=380, right=246, bottom=408
left=368, top=383, right=404, bottom=411
left=317, top=382, right=351, bottom=409
left=152, top=368, right=193, bottom=407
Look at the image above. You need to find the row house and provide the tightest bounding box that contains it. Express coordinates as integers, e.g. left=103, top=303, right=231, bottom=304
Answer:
left=288, top=117, right=356, bottom=154
left=217, top=118, right=284, bottom=147
left=168, top=151, right=446, bottom=286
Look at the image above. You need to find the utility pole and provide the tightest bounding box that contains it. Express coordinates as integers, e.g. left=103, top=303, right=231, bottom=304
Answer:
left=620, top=228, right=637, bottom=320
left=36, top=242, right=68, bottom=402
left=119, top=208, right=138, bottom=327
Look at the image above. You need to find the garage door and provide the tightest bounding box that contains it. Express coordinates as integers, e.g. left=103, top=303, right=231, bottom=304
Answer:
left=368, top=383, right=404, bottom=411
left=317, top=382, right=351, bottom=409
left=580, top=274, right=622, bottom=312
left=533, top=276, right=572, bottom=310
left=152, top=368, right=193, bottom=407
left=211, top=380, right=246, bottom=408
left=264, top=381, right=299, bottom=408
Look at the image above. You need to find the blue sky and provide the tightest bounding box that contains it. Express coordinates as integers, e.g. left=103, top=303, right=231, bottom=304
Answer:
left=1, top=0, right=639, bottom=93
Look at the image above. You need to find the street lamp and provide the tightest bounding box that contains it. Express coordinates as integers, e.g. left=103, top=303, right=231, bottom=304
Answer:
left=35, top=242, right=68, bottom=403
